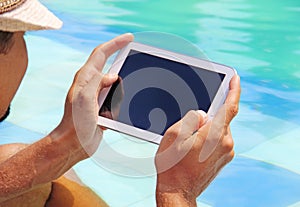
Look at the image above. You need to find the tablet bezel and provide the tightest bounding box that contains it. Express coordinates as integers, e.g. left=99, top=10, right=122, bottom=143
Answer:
left=97, top=42, right=236, bottom=144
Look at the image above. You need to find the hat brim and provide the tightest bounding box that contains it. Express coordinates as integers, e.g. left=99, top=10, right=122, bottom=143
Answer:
left=0, top=0, right=63, bottom=32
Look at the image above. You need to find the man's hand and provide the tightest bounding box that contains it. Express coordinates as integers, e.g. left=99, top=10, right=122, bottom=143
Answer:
left=155, top=75, right=241, bottom=207
left=50, top=33, right=134, bottom=159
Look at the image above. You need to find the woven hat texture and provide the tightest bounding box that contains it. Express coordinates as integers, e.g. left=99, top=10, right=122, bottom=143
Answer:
left=0, top=0, right=62, bottom=32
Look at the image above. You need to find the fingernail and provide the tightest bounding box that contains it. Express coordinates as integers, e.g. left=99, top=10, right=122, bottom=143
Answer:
left=124, top=32, right=133, bottom=36
left=108, top=73, right=118, bottom=79
left=122, top=33, right=134, bottom=40
left=197, top=110, right=208, bottom=122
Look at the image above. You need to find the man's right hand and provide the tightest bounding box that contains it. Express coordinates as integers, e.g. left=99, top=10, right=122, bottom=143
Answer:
left=155, top=75, right=240, bottom=207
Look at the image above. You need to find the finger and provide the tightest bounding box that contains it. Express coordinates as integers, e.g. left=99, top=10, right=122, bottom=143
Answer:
left=225, top=75, right=241, bottom=104
left=156, top=110, right=208, bottom=172
left=164, top=110, right=207, bottom=144
left=100, top=126, right=107, bottom=131
left=212, top=75, right=241, bottom=131
left=197, top=118, right=223, bottom=162
left=86, top=33, right=134, bottom=72
left=195, top=76, right=240, bottom=162
left=178, top=110, right=207, bottom=140
left=79, top=72, right=118, bottom=97
left=99, top=73, right=118, bottom=89
left=100, top=110, right=113, bottom=120
left=224, top=75, right=241, bottom=123
left=196, top=108, right=230, bottom=162
left=219, top=127, right=234, bottom=153
left=75, top=73, right=118, bottom=112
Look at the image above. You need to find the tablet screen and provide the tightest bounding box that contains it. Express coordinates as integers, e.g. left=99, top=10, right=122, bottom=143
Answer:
left=100, top=50, right=225, bottom=135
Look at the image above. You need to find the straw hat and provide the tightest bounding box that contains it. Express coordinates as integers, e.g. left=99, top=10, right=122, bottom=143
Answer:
left=0, top=0, right=63, bottom=32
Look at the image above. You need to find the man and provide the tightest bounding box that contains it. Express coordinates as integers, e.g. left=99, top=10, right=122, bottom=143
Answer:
left=0, top=0, right=241, bottom=206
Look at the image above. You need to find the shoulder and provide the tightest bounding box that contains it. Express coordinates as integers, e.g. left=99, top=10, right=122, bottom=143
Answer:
left=0, top=143, right=52, bottom=207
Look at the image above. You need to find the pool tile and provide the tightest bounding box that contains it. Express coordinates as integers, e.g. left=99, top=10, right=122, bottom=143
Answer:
left=289, top=201, right=300, bottom=207
left=102, top=129, right=128, bottom=145
left=241, top=127, right=300, bottom=174
left=231, top=104, right=299, bottom=153
left=25, top=35, right=87, bottom=72
left=198, top=156, right=300, bottom=207
left=15, top=108, right=63, bottom=135
left=126, top=194, right=155, bottom=207
left=79, top=129, right=158, bottom=174
left=73, top=159, right=156, bottom=207
left=93, top=134, right=158, bottom=177
left=196, top=201, right=213, bottom=207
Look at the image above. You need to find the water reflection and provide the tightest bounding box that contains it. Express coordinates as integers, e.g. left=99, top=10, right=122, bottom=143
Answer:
left=40, top=0, right=300, bottom=137
left=37, top=0, right=300, bottom=155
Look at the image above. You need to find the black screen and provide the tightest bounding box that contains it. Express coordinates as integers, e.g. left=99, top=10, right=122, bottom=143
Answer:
left=100, top=50, right=225, bottom=135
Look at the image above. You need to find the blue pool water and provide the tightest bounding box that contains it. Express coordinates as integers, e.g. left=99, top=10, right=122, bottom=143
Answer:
left=1, top=0, right=300, bottom=206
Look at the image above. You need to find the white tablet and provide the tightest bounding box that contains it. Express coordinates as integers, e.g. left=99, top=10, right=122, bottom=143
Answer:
left=98, top=42, right=236, bottom=144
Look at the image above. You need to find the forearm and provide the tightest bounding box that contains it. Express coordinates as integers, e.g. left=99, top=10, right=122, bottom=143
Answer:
left=0, top=127, right=85, bottom=203
left=156, top=191, right=197, bottom=207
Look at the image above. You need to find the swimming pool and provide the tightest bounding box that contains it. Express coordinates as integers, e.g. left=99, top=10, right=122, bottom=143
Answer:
left=2, top=0, right=300, bottom=206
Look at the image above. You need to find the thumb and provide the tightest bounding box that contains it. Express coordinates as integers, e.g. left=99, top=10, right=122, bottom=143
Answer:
left=176, top=110, right=207, bottom=151
left=179, top=110, right=208, bottom=139
left=156, top=110, right=208, bottom=173
left=164, top=110, right=208, bottom=143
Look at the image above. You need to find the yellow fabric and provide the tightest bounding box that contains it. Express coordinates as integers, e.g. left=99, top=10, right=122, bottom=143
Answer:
left=0, top=183, right=52, bottom=207
left=45, top=177, right=108, bottom=207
